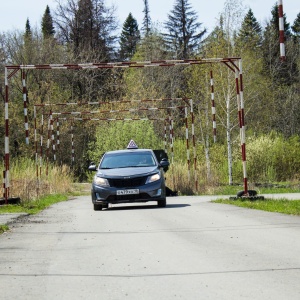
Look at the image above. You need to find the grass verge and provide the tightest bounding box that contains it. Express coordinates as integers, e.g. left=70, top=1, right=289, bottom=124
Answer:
left=213, top=198, right=300, bottom=215
left=0, top=194, right=69, bottom=217
left=212, top=183, right=300, bottom=196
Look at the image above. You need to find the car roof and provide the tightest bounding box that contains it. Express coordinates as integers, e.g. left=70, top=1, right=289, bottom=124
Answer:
left=104, top=149, right=153, bottom=155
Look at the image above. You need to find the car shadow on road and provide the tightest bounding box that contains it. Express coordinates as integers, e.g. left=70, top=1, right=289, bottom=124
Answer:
left=103, top=204, right=190, bottom=211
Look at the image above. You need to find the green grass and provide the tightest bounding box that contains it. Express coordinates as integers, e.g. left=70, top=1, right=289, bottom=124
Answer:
left=0, top=224, right=9, bottom=234
left=0, top=194, right=69, bottom=215
left=213, top=198, right=300, bottom=215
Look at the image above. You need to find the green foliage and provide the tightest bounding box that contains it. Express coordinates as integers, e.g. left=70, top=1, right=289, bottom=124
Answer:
left=0, top=225, right=9, bottom=234
left=87, top=121, right=163, bottom=163
left=235, top=9, right=262, bottom=51
left=292, top=12, right=300, bottom=36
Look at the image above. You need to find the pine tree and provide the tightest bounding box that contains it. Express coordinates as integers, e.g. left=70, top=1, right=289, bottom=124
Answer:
left=235, top=9, right=262, bottom=51
left=42, top=5, right=55, bottom=39
left=163, top=0, right=206, bottom=59
left=24, top=18, right=32, bottom=40
left=142, top=0, right=151, bottom=36
left=292, top=12, right=300, bottom=37
left=119, top=13, right=140, bottom=60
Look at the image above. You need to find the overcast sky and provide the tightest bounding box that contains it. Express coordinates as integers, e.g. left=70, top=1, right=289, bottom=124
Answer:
left=0, top=0, right=299, bottom=33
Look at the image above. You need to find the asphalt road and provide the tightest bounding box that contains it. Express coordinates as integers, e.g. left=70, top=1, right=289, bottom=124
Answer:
left=1, top=195, right=300, bottom=300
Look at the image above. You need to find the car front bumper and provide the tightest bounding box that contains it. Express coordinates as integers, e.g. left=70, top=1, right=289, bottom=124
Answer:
left=91, top=180, right=165, bottom=204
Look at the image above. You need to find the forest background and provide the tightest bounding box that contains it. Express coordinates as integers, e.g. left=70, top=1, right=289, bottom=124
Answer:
left=0, top=0, right=300, bottom=198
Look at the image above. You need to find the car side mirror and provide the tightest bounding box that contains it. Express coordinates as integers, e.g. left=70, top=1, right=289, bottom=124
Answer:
left=88, top=164, right=97, bottom=171
left=159, top=159, right=169, bottom=172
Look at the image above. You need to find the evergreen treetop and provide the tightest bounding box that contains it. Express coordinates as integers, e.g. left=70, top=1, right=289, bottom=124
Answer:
left=163, top=0, right=206, bottom=59
left=119, top=13, right=140, bottom=60
left=42, top=5, right=55, bottom=39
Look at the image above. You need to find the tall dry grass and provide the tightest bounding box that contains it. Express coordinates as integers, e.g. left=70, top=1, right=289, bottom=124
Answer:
left=9, top=158, right=74, bottom=203
left=165, top=162, right=222, bottom=195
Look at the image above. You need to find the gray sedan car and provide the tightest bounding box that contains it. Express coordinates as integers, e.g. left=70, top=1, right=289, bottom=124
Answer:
left=89, top=148, right=169, bottom=210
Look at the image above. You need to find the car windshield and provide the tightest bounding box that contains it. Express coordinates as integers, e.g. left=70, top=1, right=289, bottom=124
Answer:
left=100, top=152, right=156, bottom=169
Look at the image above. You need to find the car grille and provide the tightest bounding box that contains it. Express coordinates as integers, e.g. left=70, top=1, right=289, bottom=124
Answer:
left=107, top=193, right=151, bottom=201
left=108, top=176, right=147, bottom=188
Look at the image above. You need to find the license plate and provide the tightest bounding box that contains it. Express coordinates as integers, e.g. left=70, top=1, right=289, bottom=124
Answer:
left=116, top=189, right=139, bottom=195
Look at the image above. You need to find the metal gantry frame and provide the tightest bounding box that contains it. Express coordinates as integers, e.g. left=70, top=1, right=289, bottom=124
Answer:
left=4, top=58, right=247, bottom=203
left=33, top=97, right=193, bottom=162
left=34, top=100, right=196, bottom=188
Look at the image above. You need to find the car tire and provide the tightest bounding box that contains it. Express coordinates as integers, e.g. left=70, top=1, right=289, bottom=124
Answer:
left=94, top=204, right=102, bottom=211
left=157, top=198, right=167, bottom=208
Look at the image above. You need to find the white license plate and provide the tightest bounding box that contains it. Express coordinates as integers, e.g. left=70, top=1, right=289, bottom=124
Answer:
left=116, top=189, right=139, bottom=195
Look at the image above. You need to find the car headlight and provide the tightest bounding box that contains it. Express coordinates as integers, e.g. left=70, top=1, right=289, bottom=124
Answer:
left=146, top=173, right=161, bottom=184
left=94, top=176, right=110, bottom=187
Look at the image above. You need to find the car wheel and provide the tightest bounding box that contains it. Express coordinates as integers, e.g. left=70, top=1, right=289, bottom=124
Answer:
left=157, top=198, right=166, bottom=208
left=102, top=203, right=109, bottom=209
left=94, top=204, right=102, bottom=211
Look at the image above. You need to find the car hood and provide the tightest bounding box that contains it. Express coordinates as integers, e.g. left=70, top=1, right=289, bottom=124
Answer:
left=96, top=166, right=159, bottom=178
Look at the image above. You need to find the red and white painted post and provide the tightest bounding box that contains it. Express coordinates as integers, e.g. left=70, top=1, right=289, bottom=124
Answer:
left=2, top=160, right=5, bottom=200
left=185, top=106, right=190, bottom=181
left=210, top=70, right=217, bottom=142
left=239, top=60, right=248, bottom=195
left=235, top=60, right=248, bottom=195
left=50, top=115, right=56, bottom=161
left=22, top=70, right=29, bottom=144
left=190, top=99, right=198, bottom=190
left=171, top=118, right=174, bottom=161
left=278, top=0, right=286, bottom=61
left=169, top=115, right=174, bottom=163
left=56, top=119, right=60, bottom=149
left=33, top=106, right=40, bottom=197
left=4, top=67, right=10, bottom=203
left=164, top=120, right=168, bottom=154
left=40, top=112, right=44, bottom=177
left=34, top=106, right=38, bottom=179
left=46, top=111, right=52, bottom=176
left=71, top=121, right=75, bottom=164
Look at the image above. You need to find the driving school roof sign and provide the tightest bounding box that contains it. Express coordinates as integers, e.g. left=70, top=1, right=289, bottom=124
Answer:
left=127, top=140, right=138, bottom=149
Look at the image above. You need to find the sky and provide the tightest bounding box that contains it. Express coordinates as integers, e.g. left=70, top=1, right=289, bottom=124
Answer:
left=0, top=0, right=299, bottom=34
